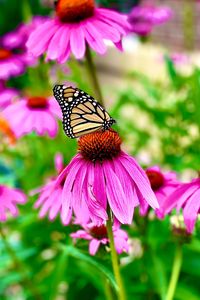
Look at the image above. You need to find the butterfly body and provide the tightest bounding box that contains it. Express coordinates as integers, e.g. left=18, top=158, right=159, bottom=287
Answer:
left=53, top=85, right=116, bottom=138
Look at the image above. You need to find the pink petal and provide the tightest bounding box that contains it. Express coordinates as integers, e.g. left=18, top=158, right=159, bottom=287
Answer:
left=119, top=153, right=159, bottom=209
left=26, top=20, right=59, bottom=56
left=61, top=158, right=83, bottom=222
left=92, top=19, right=121, bottom=42
left=163, top=183, right=199, bottom=214
left=85, top=164, right=108, bottom=224
left=103, top=160, right=133, bottom=224
left=49, top=191, right=62, bottom=220
left=83, top=21, right=107, bottom=55
left=93, top=162, right=107, bottom=209
left=183, top=189, right=200, bottom=233
left=70, top=25, right=86, bottom=59
left=89, top=239, right=101, bottom=255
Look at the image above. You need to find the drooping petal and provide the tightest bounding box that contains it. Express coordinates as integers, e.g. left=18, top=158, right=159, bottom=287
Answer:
left=103, top=160, right=133, bottom=224
left=183, top=189, right=200, bottom=233
left=84, top=164, right=107, bottom=225
left=119, top=152, right=159, bottom=209
left=93, top=162, right=107, bottom=210
left=61, top=158, right=84, bottom=222
left=70, top=25, right=86, bottom=59
left=83, top=21, right=107, bottom=55
left=26, top=20, right=59, bottom=56
left=162, top=183, right=199, bottom=215
left=89, top=239, right=101, bottom=255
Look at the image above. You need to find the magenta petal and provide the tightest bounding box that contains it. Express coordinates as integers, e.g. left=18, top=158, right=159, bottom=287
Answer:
left=61, top=158, right=83, bottom=222
left=114, top=40, right=123, bottom=51
left=183, top=189, right=200, bottom=233
left=103, top=160, right=133, bottom=224
left=119, top=153, right=159, bottom=209
left=46, top=25, right=66, bottom=60
left=70, top=25, right=86, bottom=59
left=27, top=20, right=59, bottom=56
left=83, top=21, right=107, bottom=54
left=92, top=19, right=121, bottom=42
left=72, top=162, right=90, bottom=224
left=49, top=189, right=62, bottom=220
left=89, top=239, right=101, bottom=255
left=93, top=162, right=107, bottom=209
left=85, top=164, right=108, bottom=224
left=163, top=183, right=199, bottom=214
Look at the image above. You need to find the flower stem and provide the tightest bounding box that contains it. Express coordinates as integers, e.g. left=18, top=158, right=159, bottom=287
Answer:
left=106, top=211, right=126, bottom=300
left=0, top=226, right=42, bottom=300
left=166, top=243, right=183, bottom=300
left=85, top=46, right=104, bottom=106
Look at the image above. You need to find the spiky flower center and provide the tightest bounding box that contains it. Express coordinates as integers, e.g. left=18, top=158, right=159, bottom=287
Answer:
left=0, top=117, right=16, bottom=145
left=27, top=97, right=48, bottom=109
left=146, top=170, right=164, bottom=191
left=55, top=0, right=95, bottom=23
left=0, top=48, right=12, bottom=60
left=78, top=129, right=122, bottom=162
left=89, top=225, right=107, bottom=239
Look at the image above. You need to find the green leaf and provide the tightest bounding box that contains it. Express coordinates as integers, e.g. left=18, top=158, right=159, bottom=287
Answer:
left=60, top=245, right=117, bottom=291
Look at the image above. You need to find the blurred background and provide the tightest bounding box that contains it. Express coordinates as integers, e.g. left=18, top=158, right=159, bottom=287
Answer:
left=0, top=1, right=200, bottom=300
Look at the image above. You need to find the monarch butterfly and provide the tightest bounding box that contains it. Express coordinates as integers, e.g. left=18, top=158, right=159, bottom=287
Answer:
left=53, top=85, right=116, bottom=138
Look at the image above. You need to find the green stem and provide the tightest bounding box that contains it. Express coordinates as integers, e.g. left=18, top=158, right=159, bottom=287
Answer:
left=0, top=226, right=42, bottom=300
left=106, top=211, right=126, bottom=300
left=22, top=0, right=32, bottom=22
left=85, top=46, right=104, bottom=106
left=166, top=243, right=183, bottom=300
left=104, top=279, right=115, bottom=300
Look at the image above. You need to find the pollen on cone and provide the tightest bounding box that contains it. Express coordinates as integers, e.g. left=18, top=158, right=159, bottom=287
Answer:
left=27, top=97, right=48, bottom=109
left=56, top=0, right=95, bottom=23
left=0, top=49, right=12, bottom=60
left=146, top=170, right=165, bottom=191
left=78, top=129, right=122, bottom=162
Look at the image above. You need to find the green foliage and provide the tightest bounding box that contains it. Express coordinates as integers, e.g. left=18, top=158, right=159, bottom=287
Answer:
left=1, top=1, right=200, bottom=300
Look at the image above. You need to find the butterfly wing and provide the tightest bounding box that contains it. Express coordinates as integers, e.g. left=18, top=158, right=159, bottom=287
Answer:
left=53, top=85, right=115, bottom=138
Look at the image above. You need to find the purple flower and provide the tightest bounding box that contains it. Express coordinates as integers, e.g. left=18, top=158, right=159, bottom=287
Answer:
left=44, top=129, right=158, bottom=226
left=0, top=185, right=27, bottom=222
left=2, top=96, right=61, bottom=138
left=0, top=48, right=27, bottom=80
left=71, top=223, right=129, bottom=255
left=0, top=84, right=18, bottom=110
left=0, top=17, right=46, bottom=80
left=32, top=153, right=88, bottom=225
left=2, top=16, right=47, bottom=50
left=128, top=4, right=172, bottom=36
left=142, top=166, right=180, bottom=218
left=162, top=178, right=200, bottom=233
left=26, top=0, right=130, bottom=63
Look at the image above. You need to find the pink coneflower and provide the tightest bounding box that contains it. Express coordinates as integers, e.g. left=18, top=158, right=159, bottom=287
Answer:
left=162, top=178, right=200, bottom=233
left=0, top=48, right=27, bottom=80
left=0, top=81, right=18, bottom=110
left=26, top=0, right=130, bottom=63
left=71, top=223, right=129, bottom=255
left=3, top=16, right=47, bottom=50
left=128, top=4, right=172, bottom=36
left=0, top=185, right=27, bottom=222
left=47, top=129, right=159, bottom=226
left=33, top=153, right=90, bottom=224
left=2, top=96, right=61, bottom=138
left=141, top=166, right=180, bottom=218
left=0, top=16, right=47, bottom=78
